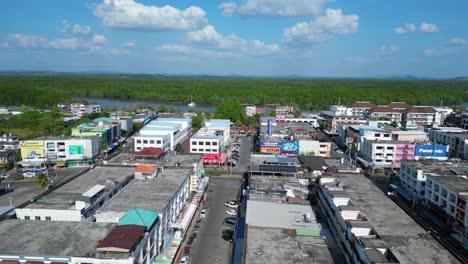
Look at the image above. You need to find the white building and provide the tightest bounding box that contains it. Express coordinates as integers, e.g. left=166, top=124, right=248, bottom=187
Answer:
left=0, top=133, right=19, bottom=150
left=245, top=105, right=256, bottom=117
left=134, top=118, right=192, bottom=152
left=15, top=167, right=134, bottom=222
left=70, top=103, right=101, bottom=117
left=330, top=105, right=353, bottom=116
left=428, top=127, right=468, bottom=159
left=434, top=107, right=453, bottom=126
left=425, top=175, right=468, bottom=233
left=190, top=119, right=230, bottom=156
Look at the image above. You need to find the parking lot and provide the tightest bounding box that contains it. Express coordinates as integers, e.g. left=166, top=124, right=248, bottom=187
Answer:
left=0, top=167, right=84, bottom=208
left=184, top=178, right=242, bottom=264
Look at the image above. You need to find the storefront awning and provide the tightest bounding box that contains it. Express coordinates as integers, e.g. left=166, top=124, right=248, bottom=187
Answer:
left=180, top=204, right=197, bottom=231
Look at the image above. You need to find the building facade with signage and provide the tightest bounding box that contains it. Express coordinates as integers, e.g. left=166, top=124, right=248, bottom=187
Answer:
left=190, top=119, right=230, bottom=164
left=19, top=137, right=100, bottom=167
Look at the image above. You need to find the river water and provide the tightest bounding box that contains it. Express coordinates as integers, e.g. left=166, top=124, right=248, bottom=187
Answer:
left=74, top=97, right=217, bottom=113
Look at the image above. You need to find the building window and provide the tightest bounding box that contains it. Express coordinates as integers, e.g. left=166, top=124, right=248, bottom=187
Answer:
left=198, top=141, right=204, bottom=145
left=206, top=142, right=211, bottom=146
left=199, top=149, right=204, bottom=152
left=45, top=216, right=51, bottom=221
left=137, top=140, right=141, bottom=144
left=206, top=149, right=210, bottom=152
left=212, top=142, right=218, bottom=146
left=192, top=141, right=197, bottom=145
left=143, top=140, right=148, bottom=144
left=35, top=216, right=41, bottom=220
left=192, top=148, right=197, bottom=152
left=137, top=147, right=141, bottom=150
left=24, top=216, right=30, bottom=220
left=157, top=140, right=161, bottom=144
left=150, top=140, right=155, bottom=144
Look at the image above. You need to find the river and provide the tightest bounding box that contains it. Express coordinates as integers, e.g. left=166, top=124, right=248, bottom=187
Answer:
left=74, top=97, right=217, bottom=113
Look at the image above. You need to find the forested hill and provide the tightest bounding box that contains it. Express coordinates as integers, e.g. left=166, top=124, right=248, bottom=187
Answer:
left=0, top=74, right=466, bottom=110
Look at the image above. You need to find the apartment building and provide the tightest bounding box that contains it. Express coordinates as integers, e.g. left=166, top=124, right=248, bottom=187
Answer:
left=350, top=101, right=376, bottom=116
left=425, top=175, right=468, bottom=233
left=403, top=106, right=436, bottom=129
left=367, top=106, right=405, bottom=125
left=135, top=118, right=192, bottom=152
left=70, top=103, right=101, bottom=117
left=321, top=110, right=366, bottom=134
left=428, top=127, right=468, bottom=159
left=361, top=140, right=415, bottom=168
left=317, top=174, right=459, bottom=264
left=190, top=119, right=230, bottom=164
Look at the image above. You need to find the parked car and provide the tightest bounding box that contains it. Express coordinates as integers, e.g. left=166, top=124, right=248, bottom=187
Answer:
left=224, top=217, right=238, bottom=226
left=189, top=233, right=198, bottom=239
left=180, top=256, right=190, bottom=264
left=200, top=209, right=207, bottom=219
left=225, top=201, right=239, bottom=209
left=23, top=172, right=36, bottom=178
left=226, top=209, right=237, bottom=216
left=187, top=238, right=195, bottom=246
left=184, top=246, right=191, bottom=254
left=1, top=173, right=11, bottom=179
left=222, top=229, right=234, bottom=241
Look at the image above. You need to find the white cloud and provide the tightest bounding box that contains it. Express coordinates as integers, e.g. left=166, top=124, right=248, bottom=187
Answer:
left=155, top=44, right=192, bottom=54
left=219, top=0, right=330, bottom=17
left=49, top=38, right=80, bottom=49
left=121, top=41, right=136, bottom=48
left=446, top=38, right=466, bottom=46
left=423, top=49, right=438, bottom=56
left=60, top=20, right=70, bottom=33
left=379, top=44, right=400, bottom=56
left=394, top=23, right=416, bottom=34
left=109, top=48, right=130, bottom=55
left=92, top=34, right=107, bottom=44
left=94, top=0, right=208, bottom=31
left=420, top=22, right=439, bottom=33
left=6, top=34, right=80, bottom=50
left=185, top=25, right=279, bottom=56
left=72, top=24, right=92, bottom=35
left=282, top=8, right=359, bottom=45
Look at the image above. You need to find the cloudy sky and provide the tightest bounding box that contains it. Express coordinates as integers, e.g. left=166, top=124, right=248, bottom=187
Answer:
left=1, top=0, right=467, bottom=77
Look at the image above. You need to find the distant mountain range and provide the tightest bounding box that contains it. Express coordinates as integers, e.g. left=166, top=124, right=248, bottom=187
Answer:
left=0, top=70, right=467, bottom=80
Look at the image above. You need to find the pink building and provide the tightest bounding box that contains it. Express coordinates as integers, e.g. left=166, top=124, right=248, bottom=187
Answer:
left=393, top=143, right=416, bottom=167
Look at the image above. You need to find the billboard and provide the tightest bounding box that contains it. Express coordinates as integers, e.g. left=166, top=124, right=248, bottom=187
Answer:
left=415, top=144, right=449, bottom=159
left=260, top=141, right=281, bottom=154
left=281, top=140, right=299, bottom=155
left=69, top=145, right=84, bottom=155
left=20, top=140, right=45, bottom=160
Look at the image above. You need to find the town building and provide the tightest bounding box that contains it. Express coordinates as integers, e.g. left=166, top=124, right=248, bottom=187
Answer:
left=275, top=105, right=295, bottom=118
left=96, top=116, right=134, bottom=134
left=428, top=126, right=468, bottom=159
left=320, top=110, right=366, bottom=135
left=434, top=107, right=454, bottom=126
left=403, top=106, right=436, bottom=129
left=70, top=103, right=101, bottom=117
left=15, top=166, right=134, bottom=221
left=317, top=173, right=460, bottom=264
left=425, top=175, right=468, bottom=234
left=245, top=105, right=256, bottom=117
left=190, top=119, right=230, bottom=164
left=72, top=121, right=121, bottom=151
left=95, top=168, right=193, bottom=261
left=166, top=154, right=204, bottom=192
left=18, top=137, right=100, bottom=167
left=398, top=160, right=468, bottom=203
left=350, top=101, right=376, bottom=116
left=360, top=140, right=416, bottom=168
left=135, top=118, right=192, bottom=152
left=248, top=155, right=299, bottom=177
left=0, top=133, right=19, bottom=150
left=245, top=200, right=333, bottom=264
left=367, top=105, right=405, bottom=125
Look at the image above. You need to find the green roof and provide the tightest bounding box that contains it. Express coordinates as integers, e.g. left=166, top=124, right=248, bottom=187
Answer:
left=118, top=208, right=159, bottom=229
left=93, top=117, right=118, bottom=122
left=295, top=228, right=321, bottom=237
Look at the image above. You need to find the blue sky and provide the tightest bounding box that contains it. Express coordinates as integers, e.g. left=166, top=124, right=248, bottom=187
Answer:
left=1, top=0, right=467, bottom=77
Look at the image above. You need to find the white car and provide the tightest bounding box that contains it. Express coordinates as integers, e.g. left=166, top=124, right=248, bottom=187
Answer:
left=23, top=172, right=36, bottom=178
left=226, top=209, right=237, bottom=216
left=200, top=209, right=207, bottom=219
left=225, top=201, right=239, bottom=209
left=1, top=173, right=11, bottom=179
left=180, top=256, right=190, bottom=264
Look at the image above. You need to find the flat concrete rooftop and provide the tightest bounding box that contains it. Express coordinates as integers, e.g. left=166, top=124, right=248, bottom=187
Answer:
left=0, top=219, right=115, bottom=257
left=427, top=176, right=468, bottom=193
left=402, top=160, right=468, bottom=176
left=100, top=168, right=191, bottom=214
left=245, top=227, right=333, bottom=264
left=27, top=166, right=134, bottom=210
left=166, top=154, right=202, bottom=167
left=323, top=173, right=460, bottom=264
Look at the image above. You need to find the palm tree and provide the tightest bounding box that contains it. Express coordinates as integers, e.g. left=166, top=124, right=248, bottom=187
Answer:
left=35, top=173, right=49, bottom=189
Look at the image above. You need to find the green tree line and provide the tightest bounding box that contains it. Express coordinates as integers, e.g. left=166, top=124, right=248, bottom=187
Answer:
left=0, top=74, right=467, bottom=110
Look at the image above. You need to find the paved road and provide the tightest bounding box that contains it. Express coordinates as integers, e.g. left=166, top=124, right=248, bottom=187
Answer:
left=205, top=135, right=252, bottom=175
left=188, top=178, right=242, bottom=264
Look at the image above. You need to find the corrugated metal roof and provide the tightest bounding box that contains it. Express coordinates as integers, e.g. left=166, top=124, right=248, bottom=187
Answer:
left=81, top=184, right=106, bottom=197
left=135, top=165, right=158, bottom=173
left=97, top=224, right=146, bottom=252
left=135, top=147, right=164, bottom=157
left=119, top=208, right=159, bottom=229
